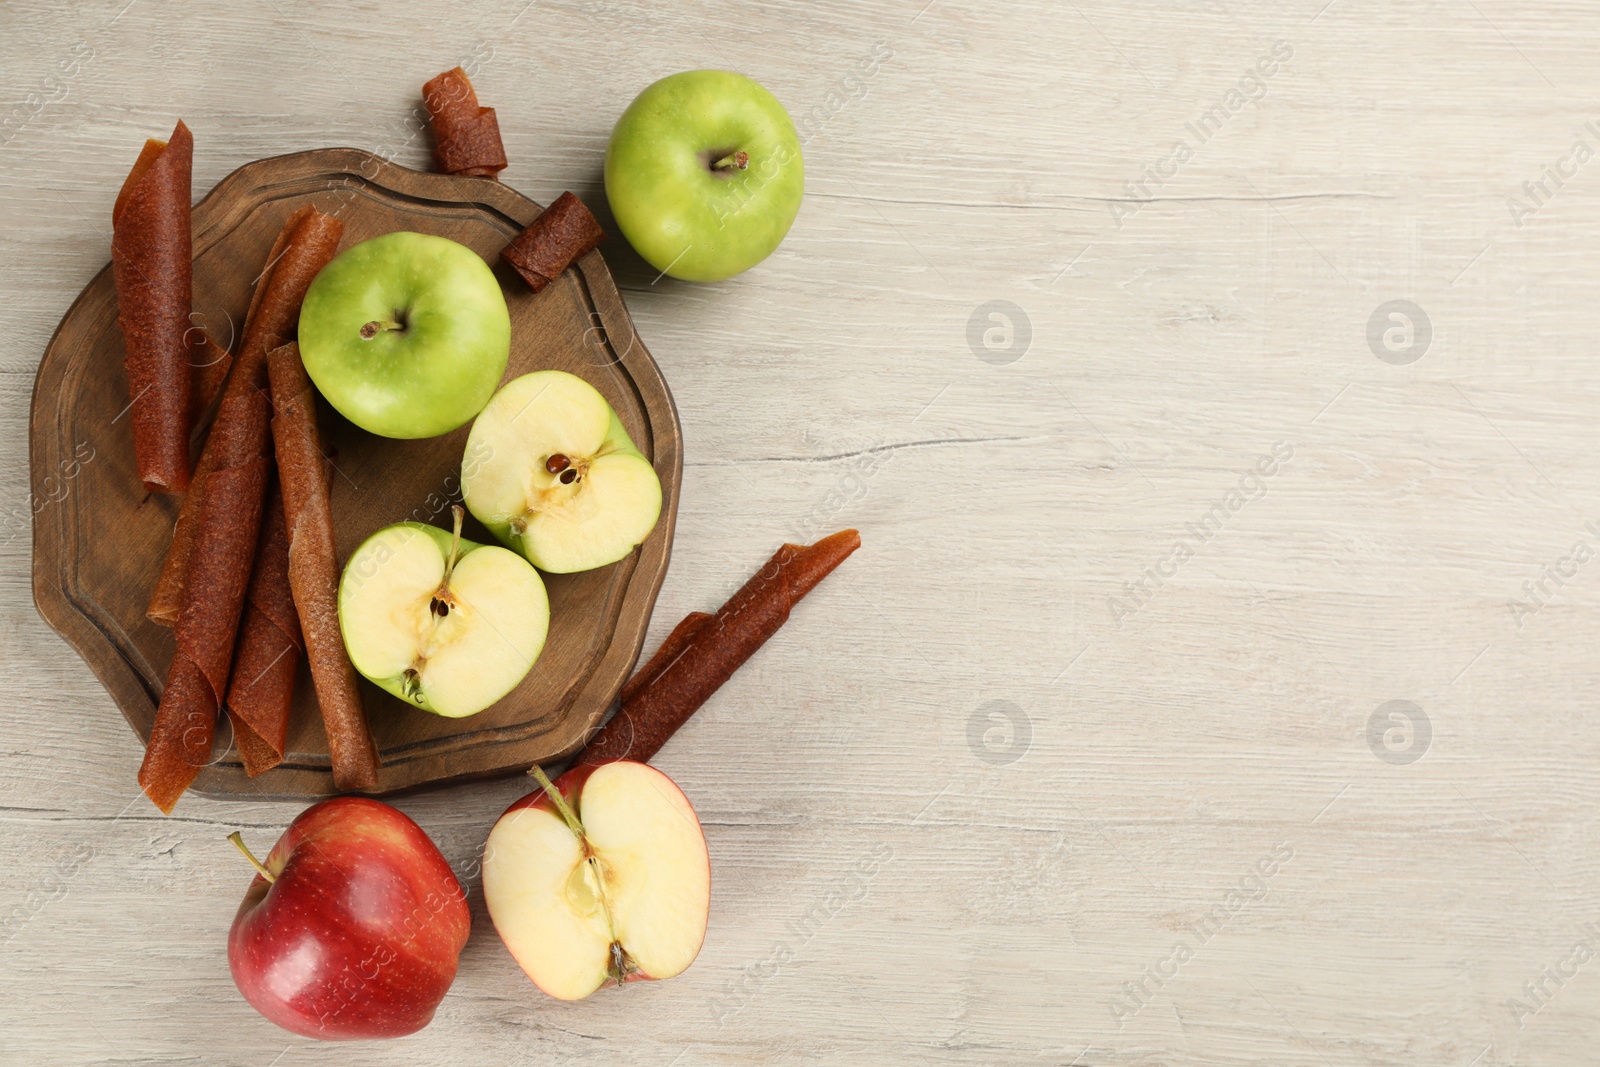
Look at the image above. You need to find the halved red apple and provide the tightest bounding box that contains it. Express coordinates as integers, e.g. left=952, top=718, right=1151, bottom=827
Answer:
left=483, top=760, right=710, bottom=1000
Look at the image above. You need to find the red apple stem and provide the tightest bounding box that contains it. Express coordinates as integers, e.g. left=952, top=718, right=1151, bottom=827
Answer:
left=227, top=831, right=276, bottom=883
left=530, top=765, right=586, bottom=839
left=527, top=766, right=635, bottom=984
left=711, top=150, right=749, bottom=173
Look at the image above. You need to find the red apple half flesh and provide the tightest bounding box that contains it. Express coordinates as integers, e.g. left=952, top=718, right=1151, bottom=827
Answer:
left=483, top=760, right=710, bottom=1000
left=227, top=797, right=470, bottom=1040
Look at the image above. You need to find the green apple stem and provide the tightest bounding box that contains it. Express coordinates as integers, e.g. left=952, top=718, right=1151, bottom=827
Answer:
left=711, top=150, right=749, bottom=173
left=227, top=831, right=276, bottom=883
left=442, top=505, right=465, bottom=587
left=359, top=319, right=405, bottom=340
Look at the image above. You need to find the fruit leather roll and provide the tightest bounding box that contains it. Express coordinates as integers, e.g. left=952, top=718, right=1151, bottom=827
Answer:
left=423, top=66, right=507, bottom=178
left=268, top=342, right=379, bottom=791
left=501, top=192, right=604, bottom=294
left=225, top=484, right=302, bottom=777
left=111, top=120, right=193, bottom=493
left=148, top=206, right=343, bottom=625
left=619, top=611, right=712, bottom=704
left=578, top=529, right=861, bottom=765
left=189, top=330, right=233, bottom=424
left=138, top=382, right=272, bottom=813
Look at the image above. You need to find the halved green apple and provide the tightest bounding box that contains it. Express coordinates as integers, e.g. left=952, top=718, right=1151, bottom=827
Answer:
left=461, top=370, right=662, bottom=573
left=338, top=507, right=549, bottom=718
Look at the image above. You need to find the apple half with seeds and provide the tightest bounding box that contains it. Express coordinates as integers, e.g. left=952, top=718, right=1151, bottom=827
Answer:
left=461, top=370, right=662, bottom=573
left=483, top=761, right=710, bottom=1000
left=338, top=506, right=548, bottom=718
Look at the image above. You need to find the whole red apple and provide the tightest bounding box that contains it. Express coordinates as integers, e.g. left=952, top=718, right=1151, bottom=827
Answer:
left=227, top=797, right=470, bottom=1040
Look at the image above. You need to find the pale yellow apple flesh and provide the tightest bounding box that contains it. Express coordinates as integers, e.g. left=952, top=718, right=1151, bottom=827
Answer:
left=338, top=518, right=549, bottom=718
left=483, top=761, right=710, bottom=1000
left=462, top=370, right=662, bottom=573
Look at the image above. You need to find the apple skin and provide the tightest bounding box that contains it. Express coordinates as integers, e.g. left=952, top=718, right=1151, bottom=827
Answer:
left=605, top=70, right=804, bottom=282
left=227, top=797, right=470, bottom=1041
left=298, top=231, right=510, bottom=439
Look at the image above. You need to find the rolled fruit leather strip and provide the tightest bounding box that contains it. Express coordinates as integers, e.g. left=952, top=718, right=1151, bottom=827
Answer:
left=575, top=529, right=862, bottom=766
left=267, top=342, right=379, bottom=791
left=225, top=483, right=303, bottom=777
left=423, top=66, right=507, bottom=178
left=111, top=120, right=193, bottom=493
left=137, top=378, right=272, bottom=813
left=500, top=191, right=605, bottom=294
left=188, top=330, right=233, bottom=425
left=148, top=206, right=343, bottom=625
left=618, top=611, right=712, bottom=705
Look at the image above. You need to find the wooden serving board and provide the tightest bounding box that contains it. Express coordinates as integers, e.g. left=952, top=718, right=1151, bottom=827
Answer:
left=30, top=148, right=681, bottom=800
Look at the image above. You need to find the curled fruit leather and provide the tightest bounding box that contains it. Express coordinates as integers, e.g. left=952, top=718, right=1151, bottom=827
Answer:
left=225, top=484, right=303, bottom=777
left=189, top=330, right=234, bottom=425
left=577, top=529, right=861, bottom=766
left=501, top=191, right=604, bottom=294
left=423, top=66, right=507, bottom=178
left=111, top=121, right=193, bottom=493
left=268, top=342, right=380, bottom=791
left=619, top=611, right=713, bottom=705
left=137, top=367, right=272, bottom=813
left=148, top=206, right=344, bottom=626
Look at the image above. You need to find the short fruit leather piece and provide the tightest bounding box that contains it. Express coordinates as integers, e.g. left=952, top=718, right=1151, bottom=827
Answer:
left=423, top=67, right=507, bottom=178
left=500, top=191, right=605, bottom=294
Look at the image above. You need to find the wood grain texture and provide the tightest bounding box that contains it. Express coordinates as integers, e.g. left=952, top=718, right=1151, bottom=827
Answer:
left=4, top=0, right=1600, bottom=1064
left=31, top=147, right=682, bottom=798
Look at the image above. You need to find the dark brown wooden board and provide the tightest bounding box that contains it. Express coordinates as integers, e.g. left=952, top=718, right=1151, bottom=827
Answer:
left=30, top=148, right=681, bottom=800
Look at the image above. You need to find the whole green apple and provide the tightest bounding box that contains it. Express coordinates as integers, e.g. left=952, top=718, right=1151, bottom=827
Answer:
left=299, top=232, right=510, bottom=439
left=605, top=70, right=804, bottom=282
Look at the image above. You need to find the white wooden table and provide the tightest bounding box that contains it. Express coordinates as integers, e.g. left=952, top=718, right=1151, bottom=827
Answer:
left=4, top=1, right=1598, bottom=1063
